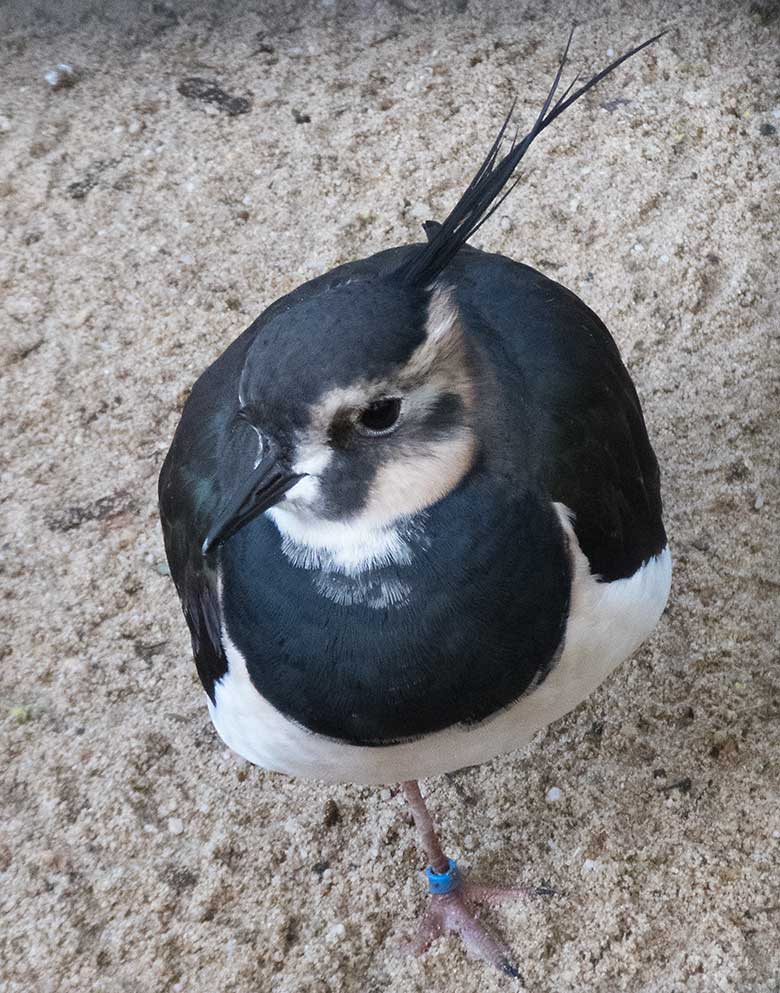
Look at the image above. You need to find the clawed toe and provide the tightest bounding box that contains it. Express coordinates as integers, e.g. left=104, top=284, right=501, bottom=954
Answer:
left=463, top=881, right=549, bottom=906
left=405, top=887, right=525, bottom=981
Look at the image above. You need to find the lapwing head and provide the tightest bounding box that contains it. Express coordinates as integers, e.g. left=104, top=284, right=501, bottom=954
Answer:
left=201, top=277, right=478, bottom=556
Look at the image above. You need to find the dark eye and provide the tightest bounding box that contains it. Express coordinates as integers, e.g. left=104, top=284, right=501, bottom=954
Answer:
left=357, top=397, right=402, bottom=436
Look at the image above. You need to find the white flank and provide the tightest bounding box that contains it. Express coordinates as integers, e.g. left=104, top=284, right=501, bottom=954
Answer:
left=208, top=504, right=672, bottom=785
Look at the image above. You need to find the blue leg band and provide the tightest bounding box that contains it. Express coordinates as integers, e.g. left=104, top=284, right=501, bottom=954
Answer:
left=425, top=858, right=461, bottom=895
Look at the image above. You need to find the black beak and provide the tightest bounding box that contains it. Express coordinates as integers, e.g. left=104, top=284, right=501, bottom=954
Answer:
left=201, top=442, right=304, bottom=556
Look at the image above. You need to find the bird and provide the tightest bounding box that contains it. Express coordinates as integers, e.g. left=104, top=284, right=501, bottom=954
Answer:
left=159, top=29, right=672, bottom=979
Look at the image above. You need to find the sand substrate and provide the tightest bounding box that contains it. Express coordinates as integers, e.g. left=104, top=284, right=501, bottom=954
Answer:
left=1, top=1, right=778, bottom=991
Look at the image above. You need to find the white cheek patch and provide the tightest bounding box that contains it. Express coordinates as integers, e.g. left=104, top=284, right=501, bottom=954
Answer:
left=279, top=475, right=321, bottom=510
left=292, top=439, right=333, bottom=478
left=364, top=428, right=475, bottom=524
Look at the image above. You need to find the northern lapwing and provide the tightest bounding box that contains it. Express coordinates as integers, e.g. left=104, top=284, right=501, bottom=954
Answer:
left=159, top=30, right=671, bottom=977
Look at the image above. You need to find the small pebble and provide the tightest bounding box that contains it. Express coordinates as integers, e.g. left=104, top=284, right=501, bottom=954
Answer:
left=754, top=493, right=765, bottom=510
left=168, top=817, right=184, bottom=835
left=323, top=798, right=340, bottom=828
left=10, top=705, right=33, bottom=724
left=499, top=215, right=514, bottom=232
left=772, top=830, right=779, bottom=839
left=582, top=858, right=598, bottom=873
left=5, top=295, right=37, bottom=320
left=325, top=922, right=346, bottom=945
left=67, top=307, right=92, bottom=329
left=43, top=63, right=79, bottom=90
left=546, top=786, right=562, bottom=802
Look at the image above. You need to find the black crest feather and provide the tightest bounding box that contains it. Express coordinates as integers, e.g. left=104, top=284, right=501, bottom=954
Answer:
left=394, top=28, right=667, bottom=288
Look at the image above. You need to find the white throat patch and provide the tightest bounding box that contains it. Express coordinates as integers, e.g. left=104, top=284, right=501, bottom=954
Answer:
left=266, top=505, right=427, bottom=607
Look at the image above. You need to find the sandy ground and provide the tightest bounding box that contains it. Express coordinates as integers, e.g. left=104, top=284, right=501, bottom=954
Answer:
left=1, top=1, right=779, bottom=991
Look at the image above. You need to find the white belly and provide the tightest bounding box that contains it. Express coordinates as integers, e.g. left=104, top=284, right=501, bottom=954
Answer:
left=208, top=504, right=672, bottom=785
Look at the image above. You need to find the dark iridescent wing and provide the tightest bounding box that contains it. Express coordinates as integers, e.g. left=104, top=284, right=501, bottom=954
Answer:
left=451, top=251, right=666, bottom=581
left=158, top=333, right=252, bottom=699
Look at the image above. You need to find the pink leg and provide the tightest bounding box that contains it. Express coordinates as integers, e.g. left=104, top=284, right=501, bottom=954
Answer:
left=401, top=781, right=548, bottom=980
left=402, top=780, right=450, bottom=873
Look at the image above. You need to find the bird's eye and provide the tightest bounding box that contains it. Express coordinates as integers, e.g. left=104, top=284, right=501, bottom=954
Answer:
left=356, top=397, right=402, bottom=436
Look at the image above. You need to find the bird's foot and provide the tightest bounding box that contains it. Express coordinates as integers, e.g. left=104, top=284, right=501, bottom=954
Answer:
left=404, top=859, right=551, bottom=980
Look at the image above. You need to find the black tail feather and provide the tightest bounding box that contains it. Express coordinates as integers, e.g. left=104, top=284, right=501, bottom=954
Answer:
left=394, top=28, right=666, bottom=288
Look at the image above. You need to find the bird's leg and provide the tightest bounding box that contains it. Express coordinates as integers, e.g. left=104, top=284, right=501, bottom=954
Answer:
left=401, top=780, right=543, bottom=980
left=402, top=779, right=450, bottom=874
